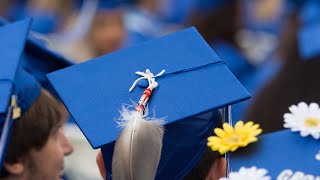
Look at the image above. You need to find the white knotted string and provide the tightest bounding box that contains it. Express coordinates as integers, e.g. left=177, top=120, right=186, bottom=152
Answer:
left=129, top=69, right=166, bottom=92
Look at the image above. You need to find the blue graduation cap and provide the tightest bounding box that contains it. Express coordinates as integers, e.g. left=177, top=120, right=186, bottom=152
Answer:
left=47, top=27, right=250, bottom=179
left=230, top=129, right=320, bottom=178
left=0, top=19, right=41, bottom=168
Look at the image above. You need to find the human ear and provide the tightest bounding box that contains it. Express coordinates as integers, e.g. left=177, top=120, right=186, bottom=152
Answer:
left=3, top=161, right=25, bottom=175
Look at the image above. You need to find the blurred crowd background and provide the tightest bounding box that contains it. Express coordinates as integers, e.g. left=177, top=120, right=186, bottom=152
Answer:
left=0, top=0, right=310, bottom=179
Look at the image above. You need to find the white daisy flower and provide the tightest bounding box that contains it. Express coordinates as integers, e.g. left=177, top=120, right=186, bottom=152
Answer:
left=219, top=166, right=270, bottom=180
left=283, top=102, right=320, bottom=139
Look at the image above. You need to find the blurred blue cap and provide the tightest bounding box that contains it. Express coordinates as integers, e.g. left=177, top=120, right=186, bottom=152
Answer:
left=300, top=0, right=320, bottom=25
left=298, top=22, right=320, bottom=60
left=230, top=129, right=320, bottom=178
left=158, top=0, right=234, bottom=23
left=47, top=27, right=250, bottom=179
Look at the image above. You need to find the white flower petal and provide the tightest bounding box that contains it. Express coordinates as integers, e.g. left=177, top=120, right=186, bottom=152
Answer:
left=289, top=105, right=299, bottom=114
left=283, top=102, right=320, bottom=139
left=283, top=113, right=294, bottom=119
left=311, top=132, right=320, bottom=139
left=309, top=103, right=319, bottom=111
left=300, top=130, right=310, bottom=137
left=298, top=102, right=308, bottom=113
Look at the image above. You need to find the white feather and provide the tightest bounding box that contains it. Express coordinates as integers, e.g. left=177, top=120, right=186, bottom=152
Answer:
left=112, top=105, right=165, bottom=180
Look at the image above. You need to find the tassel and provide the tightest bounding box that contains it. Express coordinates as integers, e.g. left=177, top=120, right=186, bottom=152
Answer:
left=112, top=69, right=165, bottom=180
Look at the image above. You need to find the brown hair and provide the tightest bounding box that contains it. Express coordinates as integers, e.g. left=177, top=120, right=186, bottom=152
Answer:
left=184, top=148, right=222, bottom=180
left=0, top=89, right=65, bottom=176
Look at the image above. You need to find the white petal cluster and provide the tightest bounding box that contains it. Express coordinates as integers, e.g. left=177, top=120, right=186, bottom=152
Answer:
left=284, top=102, right=320, bottom=139
left=220, top=166, right=270, bottom=180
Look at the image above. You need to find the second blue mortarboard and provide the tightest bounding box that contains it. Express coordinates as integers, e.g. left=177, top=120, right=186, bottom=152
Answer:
left=0, top=19, right=42, bottom=168
left=47, top=27, right=250, bottom=179
left=0, top=17, right=76, bottom=168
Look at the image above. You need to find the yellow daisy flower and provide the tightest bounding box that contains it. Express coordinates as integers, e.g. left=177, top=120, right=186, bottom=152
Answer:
left=207, top=121, right=262, bottom=154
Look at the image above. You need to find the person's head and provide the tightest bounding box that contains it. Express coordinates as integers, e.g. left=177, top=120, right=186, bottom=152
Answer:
left=0, top=18, right=75, bottom=180
left=0, top=89, right=73, bottom=180
left=89, top=9, right=126, bottom=57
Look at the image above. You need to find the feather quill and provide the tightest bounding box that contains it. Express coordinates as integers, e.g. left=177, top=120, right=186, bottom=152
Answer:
left=112, top=106, right=165, bottom=180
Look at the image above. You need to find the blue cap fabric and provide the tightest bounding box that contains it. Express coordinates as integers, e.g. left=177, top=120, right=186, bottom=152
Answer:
left=157, top=0, right=234, bottom=23
left=300, top=0, right=320, bottom=25
left=211, top=41, right=254, bottom=79
left=230, top=129, right=320, bottom=178
left=297, top=0, right=320, bottom=60
left=196, top=0, right=234, bottom=11
left=47, top=27, right=250, bottom=179
left=0, top=19, right=40, bottom=115
left=298, top=22, right=320, bottom=60
left=0, top=19, right=41, bottom=167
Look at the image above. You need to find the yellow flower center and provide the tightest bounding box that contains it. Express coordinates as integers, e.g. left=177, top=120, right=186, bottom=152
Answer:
left=304, top=118, right=320, bottom=128
left=226, top=135, right=240, bottom=144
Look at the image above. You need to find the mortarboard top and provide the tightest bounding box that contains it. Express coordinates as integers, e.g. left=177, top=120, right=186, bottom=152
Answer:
left=47, top=27, right=250, bottom=179
left=230, top=129, right=320, bottom=178
left=0, top=19, right=42, bottom=167
left=0, top=18, right=39, bottom=115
